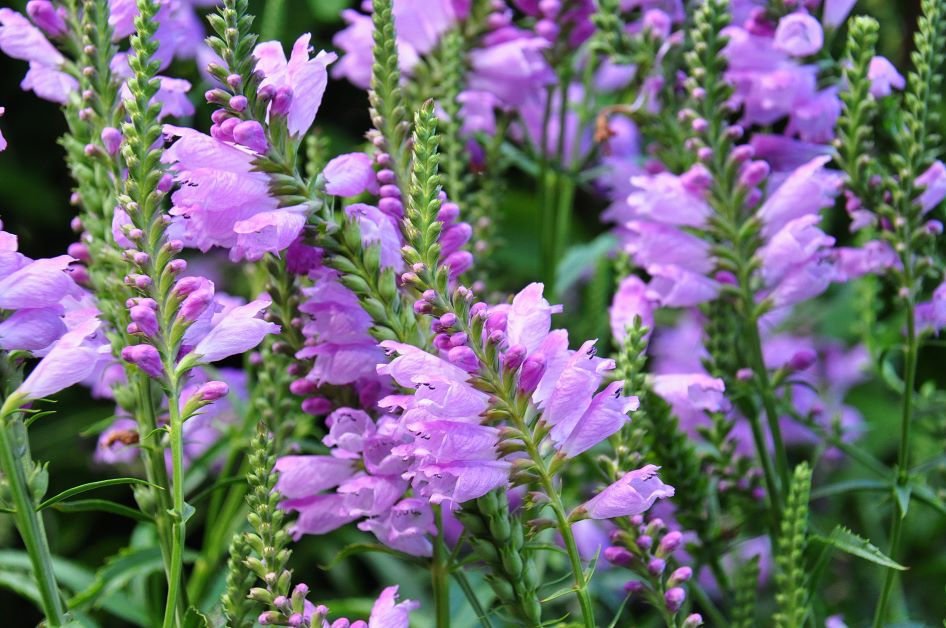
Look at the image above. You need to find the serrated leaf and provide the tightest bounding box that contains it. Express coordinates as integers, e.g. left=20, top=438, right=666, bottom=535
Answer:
left=814, top=525, right=906, bottom=571
left=183, top=606, right=210, bottom=628
left=37, top=478, right=160, bottom=511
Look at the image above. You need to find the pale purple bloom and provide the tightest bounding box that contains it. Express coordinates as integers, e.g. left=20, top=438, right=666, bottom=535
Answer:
left=331, top=10, right=374, bottom=89
left=646, top=265, right=719, bottom=307
left=275, top=455, right=357, bottom=498
left=457, top=90, right=501, bottom=136
left=467, top=35, right=554, bottom=107
left=773, top=13, right=823, bottom=57
left=916, top=160, right=946, bottom=213
left=324, top=408, right=376, bottom=453
left=282, top=494, right=360, bottom=539
left=652, top=373, right=728, bottom=415
left=625, top=170, right=711, bottom=228
left=254, top=34, right=336, bottom=137
left=0, top=106, right=6, bottom=151
left=504, top=282, right=563, bottom=353
left=162, top=125, right=306, bottom=260
left=609, top=275, right=656, bottom=342
left=367, top=586, right=419, bottom=628
left=758, top=215, right=835, bottom=286
left=757, top=156, right=842, bottom=236
left=121, top=343, right=163, bottom=378
left=0, top=307, right=66, bottom=352
left=26, top=1, right=66, bottom=37
left=823, top=0, right=857, bottom=28
left=358, top=497, right=435, bottom=557
left=582, top=465, right=674, bottom=519
left=784, top=86, right=841, bottom=143
left=324, top=152, right=379, bottom=197
left=560, top=381, right=639, bottom=457
left=767, top=259, right=835, bottom=308
left=345, top=204, right=404, bottom=270
left=868, top=56, right=905, bottom=97
left=0, top=255, right=80, bottom=309
left=0, top=8, right=76, bottom=104
left=833, top=242, right=900, bottom=281
left=15, top=317, right=109, bottom=401
left=192, top=297, right=279, bottom=363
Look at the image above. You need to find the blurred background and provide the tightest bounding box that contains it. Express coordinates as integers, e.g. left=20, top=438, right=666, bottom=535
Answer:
left=3, top=0, right=944, bottom=624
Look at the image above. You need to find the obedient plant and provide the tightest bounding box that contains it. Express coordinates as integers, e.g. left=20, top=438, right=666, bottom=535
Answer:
left=2, top=0, right=946, bottom=625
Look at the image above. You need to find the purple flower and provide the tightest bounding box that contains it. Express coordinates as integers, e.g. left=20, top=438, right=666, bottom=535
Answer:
left=0, top=255, right=81, bottom=310
left=14, top=318, right=110, bottom=402
left=581, top=465, right=674, bottom=519
left=559, top=381, right=639, bottom=457
left=254, top=34, right=336, bottom=137
left=324, top=152, right=379, bottom=197
left=504, top=282, right=563, bottom=353
left=916, top=160, right=946, bottom=213
left=25, top=1, right=66, bottom=37
left=331, top=10, right=374, bottom=89
left=646, top=265, right=719, bottom=307
left=121, top=343, right=164, bottom=378
left=467, top=35, right=554, bottom=107
left=358, top=497, right=435, bottom=557
left=192, top=297, right=279, bottom=363
left=367, top=585, right=419, bottom=628
left=94, top=417, right=139, bottom=464
left=0, top=307, right=66, bottom=352
left=609, top=275, right=656, bottom=342
left=758, top=215, right=835, bottom=286
left=868, top=56, right=905, bottom=97
left=823, top=0, right=857, bottom=28
left=626, top=170, right=711, bottom=228
left=757, top=156, right=842, bottom=237
left=162, top=125, right=306, bottom=259
left=274, top=455, right=357, bottom=498
left=773, top=13, right=823, bottom=57
left=345, top=203, right=404, bottom=270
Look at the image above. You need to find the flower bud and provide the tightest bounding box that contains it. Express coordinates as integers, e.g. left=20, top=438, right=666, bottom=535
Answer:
left=517, top=353, right=546, bottom=394
left=668, top=566, right=692, bottom=587
left=129, top=304, right=159, bottom=337
left=27, top=1, right=67, bottom=36
left=302, top=397, right=332, bottom=416
left=197, top=380, right=229, bottom=401
left=290, top=379, right=318, bottom=396
left=664, top=587, right=686, bottom=612
left=503, top=344, right=527, bottom=371
left=233, top=120, right=268, bottom=153
left=439, top=313, right=457, bottom=328
left=229, top=95, right=248, bottom=112
left=178, top=287, right=213, bottom=322
left=683, top=614, right=703, bottom=628
left=648, top=557, right=666, bottom=576
left=447, top=346, right=479, bottom=372
left=787, top=348, right=817, bottom=371
left=121, top=344, right=163, bottom=378
left=485, top=311, right=507, bottom=333
left=272, top=86, right=294, bottom=115
left=101, top=127, right=122, bottom=155
left=657, top=530, right=683, bottom=556
left=604, top=546, right=633, bottom=566
left=623, top=580, right=645, bottom=595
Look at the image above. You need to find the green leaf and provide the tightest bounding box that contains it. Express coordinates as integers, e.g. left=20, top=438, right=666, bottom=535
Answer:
left=321, top=543, right=427, bottom=570
left=68, top=546, right=166, bottom=610
left=813, top=526, right=906, bottom=571
left=894, top=483, right=912, bottom=519
left=183, top=606, right=210, bottom=628
left=554, top=233, right=618, bottom=297
left=183, top=500, right=196, bottom=524
left=606, top=595, right=632, bottom=628
left=810, top=479, right=888, bottom=500
left=37, top=478, right=160, bottom=511
left=51, top=498, right=150, bottom=523
left=911, top=482, right=946, bottom=518
left=0, top=569, right=40, bottom=607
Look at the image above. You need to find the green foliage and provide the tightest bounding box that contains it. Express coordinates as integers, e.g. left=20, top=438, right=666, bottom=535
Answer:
left=455, top=490, right=542, bottom=625
left=815, top=525, right=906, bottom=571
left=836, top=16, right=880, bottom=204
left=403, top=101, right=446, bottom=280
left=369, top=0, right=410, bottom=186
left=773, top=463, right=812, bottom=628
left=731, top=555, right=760, bottom=628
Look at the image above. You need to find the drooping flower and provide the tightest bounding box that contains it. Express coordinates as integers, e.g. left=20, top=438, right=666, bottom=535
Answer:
left=323, top=152, right=379, bottom=197
left=868, top=56, right=905, bottom=98
left=581, top=465, right=674, bottom=519
left=0, top=8, right=77, bottom=104
left=191, top=297, right=279, bottom=363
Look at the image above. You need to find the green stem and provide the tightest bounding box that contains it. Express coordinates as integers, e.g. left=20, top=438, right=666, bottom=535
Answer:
left=746, top=311, right=791, bottom=500
left=0, top=412, right=65, bottom=626
left=432, top=505, right=451, bottom=628
left=163, top=379, right=186, bottom=628
left=872, top=300, right=917, bottom=628
left=453, top=570, right=494, bottom=628
left=531, top=459, right=595, bottom=628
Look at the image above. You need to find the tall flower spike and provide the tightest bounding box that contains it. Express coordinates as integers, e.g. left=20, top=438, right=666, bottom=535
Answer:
left=368, top=0, right=410, bottom=186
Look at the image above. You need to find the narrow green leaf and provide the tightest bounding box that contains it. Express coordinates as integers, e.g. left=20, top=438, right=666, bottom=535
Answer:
left=37, top=478, right=160, bottom=511
left=321, top=543, right=427, bottom=570
left=813, top=526, right=907, bottom=571
left=51, top=499, right=150, bottom=523
left=894, top=483, right=912, bottom=519
left=810, top=479, right=888, bottom=500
